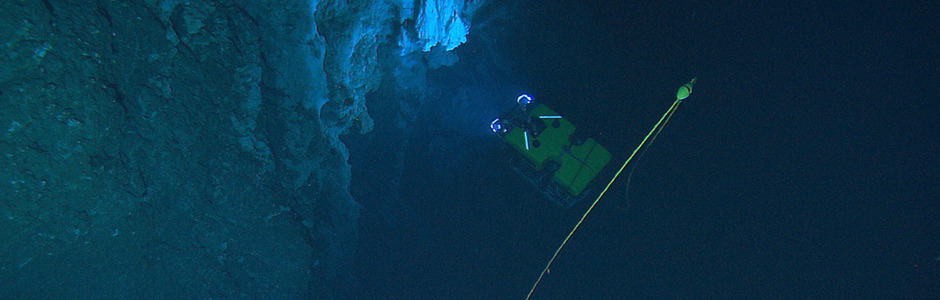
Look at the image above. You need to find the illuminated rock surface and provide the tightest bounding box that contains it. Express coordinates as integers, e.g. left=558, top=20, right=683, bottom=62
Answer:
left=0, top=0, right=486, bottom=298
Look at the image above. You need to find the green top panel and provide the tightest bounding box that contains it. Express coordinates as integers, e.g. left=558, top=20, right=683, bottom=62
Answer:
left=554, top=138, right=611, bottom=196
left=502, top=104, right=575, bottom=169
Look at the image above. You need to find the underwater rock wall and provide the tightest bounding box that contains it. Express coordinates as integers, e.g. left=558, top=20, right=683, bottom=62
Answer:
left=0, top=0, right=335, bottom=298
left=0, top=0, right=481, bottom=298
left=314, top=0, right=481, bottom=137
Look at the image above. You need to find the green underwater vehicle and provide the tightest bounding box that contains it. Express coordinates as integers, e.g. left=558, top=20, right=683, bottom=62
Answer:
left=490, top=94, right=611, bottom=207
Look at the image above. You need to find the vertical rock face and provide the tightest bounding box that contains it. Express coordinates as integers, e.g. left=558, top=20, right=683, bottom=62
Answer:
left=0, top=0, right=327, bottom=297
left=313, top=0, right=480, bottom=137
left=0, top=0, right=483, bottom=298
left=414, top=0, right=484, bottom=52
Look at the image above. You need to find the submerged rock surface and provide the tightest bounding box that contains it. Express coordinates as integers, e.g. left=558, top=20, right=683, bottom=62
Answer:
left=0, top=0, right=483, bottom=297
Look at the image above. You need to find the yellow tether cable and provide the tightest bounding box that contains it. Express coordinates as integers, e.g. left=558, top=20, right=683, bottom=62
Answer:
left=525, top=78, right=696, bottom=299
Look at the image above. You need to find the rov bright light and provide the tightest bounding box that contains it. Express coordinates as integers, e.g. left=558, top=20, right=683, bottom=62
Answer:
left=517, top=94, right=533, bottom=107
left=490, top=118, right=504, bottom=133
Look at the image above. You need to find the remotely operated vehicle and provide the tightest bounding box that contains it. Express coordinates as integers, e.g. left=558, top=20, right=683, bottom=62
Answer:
left=490, top=95, right=611, bottom=207
left=524, top=77, right=697, bottom=299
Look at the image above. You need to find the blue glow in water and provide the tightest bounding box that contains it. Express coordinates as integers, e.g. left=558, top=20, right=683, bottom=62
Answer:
left=490, top=118, right=503, bottom=133
left=517, top=94, right=533, bottom=107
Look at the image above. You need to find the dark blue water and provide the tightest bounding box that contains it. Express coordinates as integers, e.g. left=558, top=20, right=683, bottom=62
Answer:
left=351, top=1, right=939, bottom=298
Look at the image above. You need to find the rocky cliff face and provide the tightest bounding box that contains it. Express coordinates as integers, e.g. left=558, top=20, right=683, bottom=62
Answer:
left=0, top=0, right=481, bottom=298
